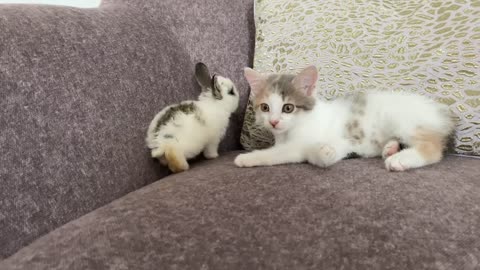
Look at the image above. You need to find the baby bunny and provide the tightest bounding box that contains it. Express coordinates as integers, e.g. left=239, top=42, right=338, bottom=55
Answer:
left=146, top=62, right=239, bottom=173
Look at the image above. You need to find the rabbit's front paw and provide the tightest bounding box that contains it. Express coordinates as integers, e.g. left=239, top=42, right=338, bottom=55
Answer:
left=203, top=150, right=219, bottom=159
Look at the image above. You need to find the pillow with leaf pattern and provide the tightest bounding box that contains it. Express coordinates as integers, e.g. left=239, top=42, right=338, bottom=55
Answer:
left=240, top=0, right=480, bottom=156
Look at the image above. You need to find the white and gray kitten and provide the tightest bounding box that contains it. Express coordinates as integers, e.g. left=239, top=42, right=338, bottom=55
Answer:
left=235, top=66, right=454, bottom=171
left=147, top=63, right=239, bottom=173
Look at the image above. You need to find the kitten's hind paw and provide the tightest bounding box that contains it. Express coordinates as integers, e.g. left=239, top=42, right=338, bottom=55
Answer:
left=382, top=140, right=400, bottom=159
left=385, top=154, right=407, bottom=172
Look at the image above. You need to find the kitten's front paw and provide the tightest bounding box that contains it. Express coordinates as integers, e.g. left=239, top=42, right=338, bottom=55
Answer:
left=234, top=153, right=262, bottom=167
left=385, top=154, right=407, bottom=172
left=306, top=144, right=337, bottom=167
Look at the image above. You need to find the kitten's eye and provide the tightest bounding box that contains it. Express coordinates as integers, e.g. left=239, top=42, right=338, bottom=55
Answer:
left=282, top=103, right=295, bottom=113
left=260, top=103, right=269, bottom=112
left=228, top=87, right=235, bottom=96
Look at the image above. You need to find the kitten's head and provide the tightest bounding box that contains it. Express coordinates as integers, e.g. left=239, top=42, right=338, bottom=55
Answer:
left=195, top=62, right=239, bottom=113
left=244, top=66, right=317, bottom=134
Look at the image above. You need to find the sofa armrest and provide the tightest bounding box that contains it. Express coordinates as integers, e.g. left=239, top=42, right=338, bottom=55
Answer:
left=0, top=0, right=254, bottom=258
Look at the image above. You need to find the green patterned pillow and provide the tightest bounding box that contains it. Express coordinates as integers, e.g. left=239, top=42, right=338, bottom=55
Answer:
left=240, top=0, right=480, bottom=156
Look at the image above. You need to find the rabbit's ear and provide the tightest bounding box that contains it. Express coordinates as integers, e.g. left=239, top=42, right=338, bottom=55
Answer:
left=211, top=74, right=222, bottom=100
left=195, top=62, right=212, bottom=90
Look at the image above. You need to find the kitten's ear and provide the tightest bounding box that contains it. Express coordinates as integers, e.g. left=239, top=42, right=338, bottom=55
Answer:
left=244, top=67, right=266, bottom=97
left=292, top=65, right=318, bottom=96
left=195, top=62, right=212, bottom=89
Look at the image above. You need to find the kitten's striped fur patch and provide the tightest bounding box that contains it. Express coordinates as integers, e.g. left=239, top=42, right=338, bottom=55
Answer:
left=254, top=74, right=316, bottom=111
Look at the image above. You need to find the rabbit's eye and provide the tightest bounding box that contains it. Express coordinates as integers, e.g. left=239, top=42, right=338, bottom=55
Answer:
left=228, top=87, right=235, bottom=96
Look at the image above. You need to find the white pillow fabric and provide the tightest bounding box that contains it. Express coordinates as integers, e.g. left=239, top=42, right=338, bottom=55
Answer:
left=241, top=0, right=480, bottom=156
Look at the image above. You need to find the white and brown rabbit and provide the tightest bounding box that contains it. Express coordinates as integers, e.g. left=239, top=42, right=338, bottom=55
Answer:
left=146, top=63, right=239, bottom=173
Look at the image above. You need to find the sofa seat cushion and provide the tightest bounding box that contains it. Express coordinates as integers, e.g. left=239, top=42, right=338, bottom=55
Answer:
left=2, top=152, right=479, bottom=269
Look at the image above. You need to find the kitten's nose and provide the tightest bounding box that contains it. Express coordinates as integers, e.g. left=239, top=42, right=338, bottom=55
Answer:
left=269, top=120, right=279, bottom=128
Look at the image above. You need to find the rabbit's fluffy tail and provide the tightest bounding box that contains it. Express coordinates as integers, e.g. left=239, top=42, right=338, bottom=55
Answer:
left=151, top=140, right=188, bottom=173
left=164, top=143, right=189, bottom=173
left=152, top=139, right=188, bottom=173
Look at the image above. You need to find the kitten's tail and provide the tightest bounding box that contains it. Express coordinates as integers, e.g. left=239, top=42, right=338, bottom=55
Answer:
left=164, top=143, right=189, bottom=173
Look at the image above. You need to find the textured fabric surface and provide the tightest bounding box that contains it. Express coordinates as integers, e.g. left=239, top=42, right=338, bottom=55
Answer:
left=0, top=0, right=254, bottom=258
left=2, top=152, right=480, bottom=269
left=240, top=0, right=480, bottom=155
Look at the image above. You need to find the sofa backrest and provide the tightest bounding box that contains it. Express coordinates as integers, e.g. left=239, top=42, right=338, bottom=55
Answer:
left=0, top=0, right=254, bottom=258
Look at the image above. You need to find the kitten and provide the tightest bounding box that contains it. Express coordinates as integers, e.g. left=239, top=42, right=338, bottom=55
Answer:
left=235, top=66, right=454, bottom=171
left=146, top=63, right=239, bottom=173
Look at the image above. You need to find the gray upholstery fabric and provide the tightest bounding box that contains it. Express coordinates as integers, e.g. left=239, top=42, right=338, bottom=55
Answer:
left=0, top=0, right=254, bottom=258
left=2, top=153, right=479, bottom=269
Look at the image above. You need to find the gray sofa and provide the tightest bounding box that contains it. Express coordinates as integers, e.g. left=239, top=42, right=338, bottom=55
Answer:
left=1, top=0, right=479, bottom=269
